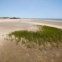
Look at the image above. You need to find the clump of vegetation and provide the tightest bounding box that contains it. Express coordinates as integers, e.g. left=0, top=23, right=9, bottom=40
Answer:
left=8, top=26, right=62, bottom=48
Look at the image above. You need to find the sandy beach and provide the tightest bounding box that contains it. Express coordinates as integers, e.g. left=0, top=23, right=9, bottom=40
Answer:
left=0, top=19, right=62, bottom=46
left=0, top=19, right=62, bottom=62
left=0, top=19, right=62, bottom=32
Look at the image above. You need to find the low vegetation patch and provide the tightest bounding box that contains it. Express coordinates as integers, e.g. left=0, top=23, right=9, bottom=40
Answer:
left=8, top=26, right=62, bottom=48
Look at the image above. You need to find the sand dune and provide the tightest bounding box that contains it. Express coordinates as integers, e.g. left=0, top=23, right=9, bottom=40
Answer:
left=0, top=19, right=62, bottom=45
left=0, top=19, right=62, bottom=62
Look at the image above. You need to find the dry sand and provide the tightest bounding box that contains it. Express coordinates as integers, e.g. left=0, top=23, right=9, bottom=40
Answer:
left=0, top=19, right=62, bottom=62
left=21, top=19, right=62, bottom=29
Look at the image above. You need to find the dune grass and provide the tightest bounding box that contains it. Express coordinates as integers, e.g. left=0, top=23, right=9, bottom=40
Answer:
left=8, top=26, right=62, bottom=48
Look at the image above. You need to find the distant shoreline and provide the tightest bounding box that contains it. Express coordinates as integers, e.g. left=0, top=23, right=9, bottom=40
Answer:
left=0, top=17, right=62, bottom=21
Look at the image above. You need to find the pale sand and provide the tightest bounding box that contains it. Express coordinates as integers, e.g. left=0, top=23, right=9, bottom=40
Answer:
left=0, top=19, right=62, bottom=62
left=21, top=19, right=62, bottom=29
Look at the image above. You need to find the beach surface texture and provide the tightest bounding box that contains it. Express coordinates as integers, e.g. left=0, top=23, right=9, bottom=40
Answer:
left=0, top=19, right=62, bottom=62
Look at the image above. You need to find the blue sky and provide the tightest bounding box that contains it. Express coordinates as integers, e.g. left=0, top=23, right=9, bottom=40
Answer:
left=0, top=0, right=62, bottom=18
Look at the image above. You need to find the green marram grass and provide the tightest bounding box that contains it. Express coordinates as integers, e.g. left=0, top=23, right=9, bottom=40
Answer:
left=8, top=26, right=62, bottom=48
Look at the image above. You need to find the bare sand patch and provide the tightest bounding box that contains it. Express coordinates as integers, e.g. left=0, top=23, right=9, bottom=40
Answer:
left=21, top=19, right=62, bottom=29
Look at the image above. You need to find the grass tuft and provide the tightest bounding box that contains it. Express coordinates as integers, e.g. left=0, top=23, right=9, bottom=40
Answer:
left=8, top=26, right=62, bottom=48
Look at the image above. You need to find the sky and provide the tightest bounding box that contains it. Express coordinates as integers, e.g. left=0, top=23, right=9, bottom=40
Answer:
left=0, top=0, right=62, bottom=18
